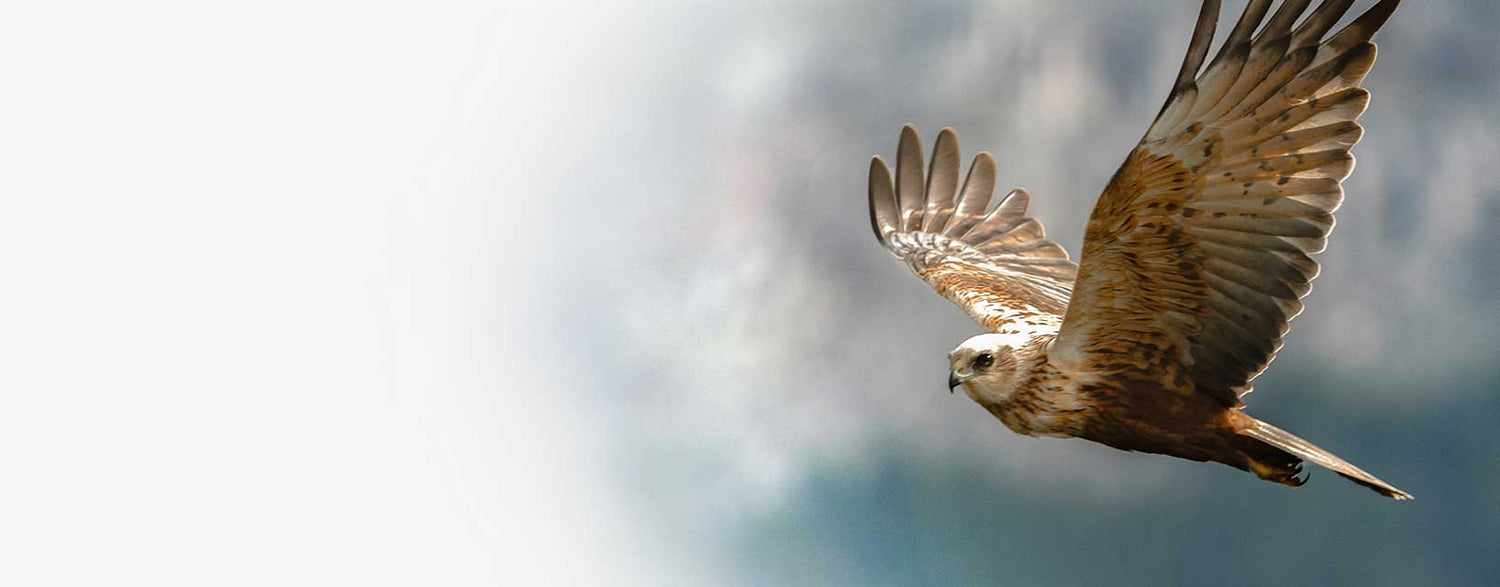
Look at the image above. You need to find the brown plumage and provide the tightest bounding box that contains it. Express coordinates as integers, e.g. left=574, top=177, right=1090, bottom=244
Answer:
left=868, top=0, right=1410, bottom=499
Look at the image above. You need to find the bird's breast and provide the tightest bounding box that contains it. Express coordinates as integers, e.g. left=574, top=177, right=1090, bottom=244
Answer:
left=988, top=362, right=1093, bottom=438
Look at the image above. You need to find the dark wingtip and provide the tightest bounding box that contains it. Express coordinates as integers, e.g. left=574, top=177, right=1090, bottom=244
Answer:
left=867, top=155, right=896, bottom=247
left=1327, top=0, right=1403, bottom=51
left=1173, top=0, right=1222, bottom=93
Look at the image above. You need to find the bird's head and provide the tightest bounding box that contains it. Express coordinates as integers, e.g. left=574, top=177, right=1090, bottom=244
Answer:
left=948, top=333, right=1026, bottom=404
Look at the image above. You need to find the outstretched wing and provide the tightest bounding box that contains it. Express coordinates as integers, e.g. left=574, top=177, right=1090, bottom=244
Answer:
left=869, top=125, right=1076, bottom=335
left=1053, top=0, right=1401, bottom=407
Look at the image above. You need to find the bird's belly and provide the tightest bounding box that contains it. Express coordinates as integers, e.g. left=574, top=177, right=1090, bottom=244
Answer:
left=1073, top=379, right=1240, bottom=461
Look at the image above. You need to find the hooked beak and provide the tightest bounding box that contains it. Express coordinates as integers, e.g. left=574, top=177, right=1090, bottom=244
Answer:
left=948, top=370, right=962, bottom=393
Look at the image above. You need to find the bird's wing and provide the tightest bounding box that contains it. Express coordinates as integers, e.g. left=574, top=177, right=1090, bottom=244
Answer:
left=1051, top=0, right=1400, bottom=407
left=869, top=125, right=1076, bottom=336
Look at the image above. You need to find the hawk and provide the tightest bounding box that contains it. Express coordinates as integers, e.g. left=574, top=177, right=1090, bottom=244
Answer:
left=868, top=0, right=1410, bottom=499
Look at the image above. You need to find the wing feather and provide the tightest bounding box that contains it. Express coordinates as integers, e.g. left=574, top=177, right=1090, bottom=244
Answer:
left=869, top=125, right=1076, bottom=335
left=1054, top=0, right=1401, bottom=406
left=944, top=151, right=998, bottom=238
left=1172, top=0, right=1220, bottom=96
left=1256, top=0, right=1312, bottom=45
left=895, top=125, right=927, bottom=232
left=867, top=156, right=899, bottom=247
left=921, top=128, right=963, bottom=232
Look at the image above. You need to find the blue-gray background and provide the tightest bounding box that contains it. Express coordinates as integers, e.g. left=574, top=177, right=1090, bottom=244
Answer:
left=4, top=1, right=1496, bottom=585
left=516, top=1, right=1500, bottom=584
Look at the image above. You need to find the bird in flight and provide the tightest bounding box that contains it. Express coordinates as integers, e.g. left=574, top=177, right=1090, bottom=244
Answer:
left=867, top=0, right=1410, bottom=499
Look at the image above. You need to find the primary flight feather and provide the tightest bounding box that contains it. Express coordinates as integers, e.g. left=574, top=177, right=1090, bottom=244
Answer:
left=868, top=0, right=1410, bottom=499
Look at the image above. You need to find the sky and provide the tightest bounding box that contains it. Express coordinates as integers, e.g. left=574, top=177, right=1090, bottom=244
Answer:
left=3, top=1, right=1498, bottom=585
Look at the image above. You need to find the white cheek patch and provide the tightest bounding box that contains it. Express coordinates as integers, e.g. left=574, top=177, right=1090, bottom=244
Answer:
left=963, top=373, right=1017, bottom=405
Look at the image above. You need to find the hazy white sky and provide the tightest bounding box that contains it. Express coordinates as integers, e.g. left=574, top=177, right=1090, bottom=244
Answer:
left=1, top=2, right=658, bottom=584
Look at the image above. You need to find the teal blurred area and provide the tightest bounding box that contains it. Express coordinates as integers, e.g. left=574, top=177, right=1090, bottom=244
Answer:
left=727, top=371, right=1500, bottom=586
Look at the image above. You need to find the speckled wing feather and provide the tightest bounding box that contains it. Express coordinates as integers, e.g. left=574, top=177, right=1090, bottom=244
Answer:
left=870, top=125, right=1076, bottom=336
left=1052, top=0, right=1400, bottom=407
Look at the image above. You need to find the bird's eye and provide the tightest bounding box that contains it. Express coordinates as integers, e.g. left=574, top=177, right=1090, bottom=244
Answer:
left=973, top=352, right=994, bottom=370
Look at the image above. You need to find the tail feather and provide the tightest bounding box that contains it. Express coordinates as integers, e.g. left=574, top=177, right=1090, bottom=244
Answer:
left=1239, top=417, right=1413, bottom=500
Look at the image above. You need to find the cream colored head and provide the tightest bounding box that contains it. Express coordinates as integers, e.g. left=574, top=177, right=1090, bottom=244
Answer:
left=948, top=333, right=1027, bottom=404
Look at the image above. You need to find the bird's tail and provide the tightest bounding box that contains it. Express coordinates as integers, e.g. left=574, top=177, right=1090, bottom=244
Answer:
left=1236, top=415, right=1412, bottom=500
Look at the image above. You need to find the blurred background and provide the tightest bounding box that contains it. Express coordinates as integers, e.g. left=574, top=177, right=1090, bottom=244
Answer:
left=3, top=0, right=1498, bottom=585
